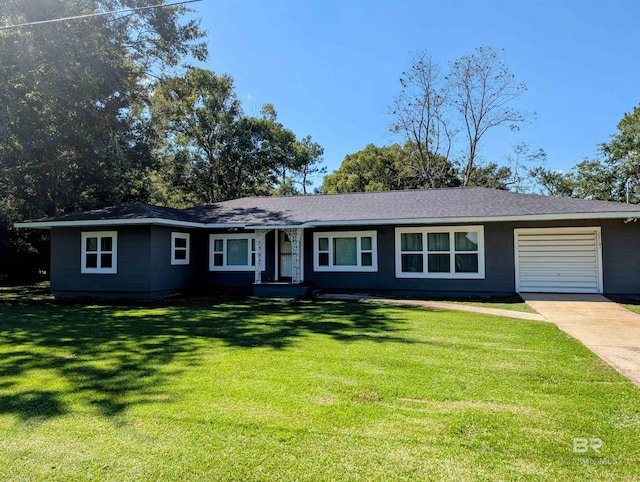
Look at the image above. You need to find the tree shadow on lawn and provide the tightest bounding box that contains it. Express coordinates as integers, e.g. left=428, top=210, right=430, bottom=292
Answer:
left=0, top=296, right=416, bottom=421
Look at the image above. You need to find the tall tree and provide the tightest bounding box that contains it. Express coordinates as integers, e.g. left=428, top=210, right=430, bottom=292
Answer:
left=293, top=136, right=326, bottom=195
left=322, top=144, right=407, bottom=194
left=390, top=52, right=456, bottom=188
left=529, top=167, right=576, bottom=197
left=0, top=0, right=206, bottom=280
left=391, top=47, right=530, bottom=187
left=151, top=68, right=318, bottom=204
left=322, top=142, right=459, bottom=194
left=601, top=103, right=640, bottom=202
left=448, top=47, right=529, bottom=186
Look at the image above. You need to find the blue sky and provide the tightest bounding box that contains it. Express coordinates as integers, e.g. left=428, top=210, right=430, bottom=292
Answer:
left=188, top=0, right=640, bottom=186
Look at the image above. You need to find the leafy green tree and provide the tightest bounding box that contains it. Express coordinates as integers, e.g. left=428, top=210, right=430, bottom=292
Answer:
left=151, top=69, right=319, bottom=204
left=529, top=167, right=576, bottom=197
left=0, top=0, right=206, bottom=280
left=572, top=158, right=616, bottom=201
left=322, top=142, right=459, bottom=194
left=601, top=103, right=640, bottom=202
left=293, top=136, right=326, bottom=194
left=322, top=144, right=407, bottom=193
left=466, top=163, right=512, bottom=190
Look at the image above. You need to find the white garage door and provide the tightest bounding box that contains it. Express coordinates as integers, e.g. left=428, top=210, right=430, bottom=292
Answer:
left=515, top=227, right=602, bottom=293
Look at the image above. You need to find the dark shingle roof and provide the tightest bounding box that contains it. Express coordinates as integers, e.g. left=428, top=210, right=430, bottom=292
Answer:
left=16, top=188, right=640, bottom=228
left=190, top=188, right=640, bottom=225
left=24, top=203, right=195, bottom=223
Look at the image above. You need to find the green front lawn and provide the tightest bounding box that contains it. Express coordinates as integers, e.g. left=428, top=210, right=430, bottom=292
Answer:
left=0, top=290, right=638, bottom=480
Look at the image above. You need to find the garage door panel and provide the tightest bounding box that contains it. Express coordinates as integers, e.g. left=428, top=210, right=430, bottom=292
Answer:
left=515, top=228, right=601, bottom=294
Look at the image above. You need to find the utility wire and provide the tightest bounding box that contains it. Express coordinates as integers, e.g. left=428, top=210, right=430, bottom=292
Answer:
left=0, top=0, right=203, bottom=31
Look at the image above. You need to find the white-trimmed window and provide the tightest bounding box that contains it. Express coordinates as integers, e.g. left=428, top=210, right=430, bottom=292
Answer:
left=81, top=231, right=117, bottom=274
left=171, top=232, right=190, bottom=265
left=395, top=226, right=485, bottom=279
left=313, top=231, right=378, bottom=272
left=209, top=233, right=263, bottom=271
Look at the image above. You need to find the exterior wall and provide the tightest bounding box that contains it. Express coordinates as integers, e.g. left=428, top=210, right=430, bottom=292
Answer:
left=303, top=219, right=640, bottom=297
left=49, top=217, right=640, bottom=299
left=149, top=226, right=197, bottom=293
left=303, top=224, right=514, bottom=297
left=199, top=229, right=277, bottom=290
left=50, top=225, right=198, bottom=298
left=51, top=226, right=153, bottom=297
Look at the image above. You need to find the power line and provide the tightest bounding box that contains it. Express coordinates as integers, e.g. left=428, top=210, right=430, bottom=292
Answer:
left=0, top=0, right=203, bottom=31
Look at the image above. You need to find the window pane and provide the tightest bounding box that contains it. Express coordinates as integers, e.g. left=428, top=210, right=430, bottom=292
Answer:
left=334, top=237, right=357, bottom=266
left=175, top=250, right=187, bottom=260
left=86, top=253, right=98, bottom=268
left=455, top=231, right=478, bottom=251
left=428, top=254, right=450, bottom=273
left=401, top=254, right=423, bottom=272
left=227, top=239, right=249, bottom=266
left=214, top=253, right=223, bottom=266
left=175, top=237, right=187, bottom=248
left=318, top=237, right=329, bottom=251
left=251, top=253, right=256, bottom=266
left=427, top=232, right=449, bottom=252
left=361, top=236, right=372, bottom=251
left=401, top=233, right=422, bottom=251
left=361, top=252, right=373, bottom=266
left=319, top=253, right=329, bottom=266
left=86, top=237, right=97, bottom=252
left=101, top=253, right=113, bottom=269
left=455, top=254, right=479, bottom=273
left=214, top=239, right=223, bottom=252
left=251, top=238, right=255, bottom=251
left=100, top=237, right=112, bottom=252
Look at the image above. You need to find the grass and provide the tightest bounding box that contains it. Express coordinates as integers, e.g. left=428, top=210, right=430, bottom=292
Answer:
left=436, top=296, right=536, bottom=313
left=1, top=287, right=639, bottom=480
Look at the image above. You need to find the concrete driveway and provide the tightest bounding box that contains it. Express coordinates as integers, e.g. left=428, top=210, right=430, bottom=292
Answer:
left=521, top=293, right=640, bottom=387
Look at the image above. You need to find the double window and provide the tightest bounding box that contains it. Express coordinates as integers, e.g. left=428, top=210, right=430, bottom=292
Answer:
left=395, top=226, right=484, bottom=279
left=171, top=232, right=190, bottom=265
left=313, top=231, right=377, bottom=272
left=81, top=231, right=117, bottom=274
left=209, top=233, right=263, bottom=271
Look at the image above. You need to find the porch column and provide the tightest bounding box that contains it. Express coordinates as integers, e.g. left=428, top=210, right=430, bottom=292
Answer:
left=254, top=229, right=270, bottom=284
left=283, top=228, right=303, bottom=284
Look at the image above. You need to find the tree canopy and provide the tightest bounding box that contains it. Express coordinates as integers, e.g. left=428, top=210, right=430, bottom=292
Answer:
left=0, top=0, right=207, bottom=280
left=391, top=47, right=530, bottom=188
left=150, top=68, right=324, bottom=205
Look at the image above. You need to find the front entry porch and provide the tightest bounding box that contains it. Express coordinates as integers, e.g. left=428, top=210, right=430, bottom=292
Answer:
left=253, top=227, right=311, bottom=298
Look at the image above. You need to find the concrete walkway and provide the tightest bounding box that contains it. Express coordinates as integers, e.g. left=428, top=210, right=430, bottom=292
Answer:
left=316, top=293, right=546, bottom=321
left=521, top=293, right=640, bottom=387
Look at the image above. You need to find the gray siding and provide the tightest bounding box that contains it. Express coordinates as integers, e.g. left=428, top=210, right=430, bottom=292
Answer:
left=51, top=226, right=153, bottom=297
left=303, top=219, right=640, bottom=297
left=303, top=225, right=515, bottom=296
left=49, top=218, right=640, bottom=299
left=199, top=229, right=275, bottom=290
left=149, top=226, right=196, bottom=293
left=51, top=226, right=197, bottom=298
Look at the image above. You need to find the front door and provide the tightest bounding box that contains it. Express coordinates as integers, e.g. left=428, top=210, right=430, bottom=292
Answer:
left=279, top=231, right=292, bottom=279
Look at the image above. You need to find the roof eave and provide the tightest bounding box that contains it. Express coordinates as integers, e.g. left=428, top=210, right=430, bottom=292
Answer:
left=13, top=217, right=205, bottom=229
left=15, top=210, right=640, bottom=230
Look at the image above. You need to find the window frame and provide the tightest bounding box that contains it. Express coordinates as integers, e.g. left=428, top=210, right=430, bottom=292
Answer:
left=209, top=233, right=264, bottom=271
left=395, top=226, right=485, bottom=279
left=81, top=231, right=118, bottom=274
left=313, top=230, right=378, bottom=272
left=171, top=232, right=190, bottom=265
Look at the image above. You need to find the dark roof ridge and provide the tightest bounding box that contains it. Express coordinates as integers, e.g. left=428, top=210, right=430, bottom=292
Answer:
left=206, top=186, right=490, bottom=204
